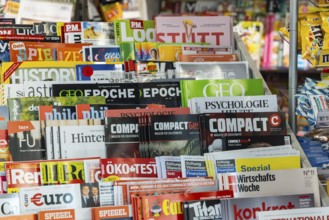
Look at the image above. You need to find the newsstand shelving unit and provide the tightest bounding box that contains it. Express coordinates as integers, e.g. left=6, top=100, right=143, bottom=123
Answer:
left=235, top=31, right=329, bottom=206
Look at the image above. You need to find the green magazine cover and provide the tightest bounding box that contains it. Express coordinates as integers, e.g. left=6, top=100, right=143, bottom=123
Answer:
left=114, top=19, right=155, bottom=45
left=180, top=79, right=264, bottom=107
left=8, top=96, right=106, bottom=121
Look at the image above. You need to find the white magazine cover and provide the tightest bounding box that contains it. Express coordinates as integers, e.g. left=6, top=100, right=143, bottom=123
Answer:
left=181, top=44, right=233, bottom=55
left=45, top=126, right=55, bottom=160
left=158, top=156, right=182, bottom=179
left=222, top=193, right=315, bottom=220
left=19, top=184, right=81, bottom=214
left=0, top=193, right=20, bottom=216
left=175, top=61, right=249, bottom=79
left=218, top=167, right=320, bottom=207
left=204, top=145, right=298, bottom=179
left=257, top=206, right=329, bottom=220
left=84, top=159, right=101, bottom=183
left=155, top=156, right=162, bottom=179
left=3, top=84, right=24, bottom=100
left=58, top=125, right=106, bottom=159
left=180, top=155, right=207, bottom=178
left=189, top=95, right=278, bottom=114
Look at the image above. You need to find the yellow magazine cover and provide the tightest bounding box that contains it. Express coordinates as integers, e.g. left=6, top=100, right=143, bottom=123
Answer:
left=40, top=161, right=60, bottom=185
left=158, top=43, right=204, bottom=62
left=57, top=160, right=85, bottom=184
left=235, top=156, right=301, bottom=172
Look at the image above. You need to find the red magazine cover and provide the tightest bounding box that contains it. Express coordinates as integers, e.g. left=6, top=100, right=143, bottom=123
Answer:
left=141, top=190, right=233, bottom=220
left=6, top=161, right=41, bottom=193
left=100, top=158, right=157, bottom=182
left=105, top=107, right=190, bottom=118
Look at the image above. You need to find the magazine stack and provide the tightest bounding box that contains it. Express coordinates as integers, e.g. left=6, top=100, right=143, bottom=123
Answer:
left=0, top=15, right=322, bottom=220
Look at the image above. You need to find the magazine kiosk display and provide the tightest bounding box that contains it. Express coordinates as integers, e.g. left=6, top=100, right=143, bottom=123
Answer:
left=0, top=10, right=328, bottom=218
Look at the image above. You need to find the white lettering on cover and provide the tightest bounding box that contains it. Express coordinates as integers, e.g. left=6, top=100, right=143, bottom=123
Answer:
left=10, top=169, right=40, bottom=185
left=154, top=122, right=188, bottom=130
left=209, top=118, right=268, bottom=132
left=99, top=209, right=128, bottom=217
left=10, top=68, right=74, bottom=84
left=120, top=22, right=155, bottom=42
left=202, top=83, right=245, bottom=97
left=142, top=87, right=180, bottom=98
left=84, top=88, right=135, bottom=99
left=105, top=163, right=156, bottom=175
left=111, top=124, right=138, bottom=134
left=44, top=211, right=73, bottom=219
left=188, top=201, right=221, bottom=217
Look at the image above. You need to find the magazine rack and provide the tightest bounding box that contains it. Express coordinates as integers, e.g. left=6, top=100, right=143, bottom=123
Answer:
left=235, top=32, right=329, bottom=206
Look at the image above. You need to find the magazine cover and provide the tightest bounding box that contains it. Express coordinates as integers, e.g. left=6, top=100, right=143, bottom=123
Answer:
left=210, top=149, right=301, bottom=179
left=257, top=207, right=329, bottom=220
left=52, top=83, right=140, bottom=105
left=148, top=114, right=201, bottom=157
left=75, top=63, right=124, bottom=82
left=188, top=95, right=278, bottom=114
left=0, top=194, right=20, bottom=216
left=92, top=205, right=133, bottom=220
left=38, top=209, right=75, bottom=220
left=217, top=167, right=320, bottom=207
left=158, top=156, right=182, bottom=179
left=178, top=53, right=239, bottom=62
left=222, top=193, right=315, bottom=220
left=84, top=159, right=101, bottom=183
left=78, top=182, right=115, bottom=208
left=202, top=112, right=287, bottom=153
left=180, top=155, right=207, bottom=178
left=32, top=22, right=59, bottom=36
left=138, top=82, right=182, bottom=107
left=0, top=34, right=61, bottom=63
left=19, top=184, right=81, bottom=214
left=40, top=161, right=60, bottom=185
left=6, top=161, right=41, bottom=193
left=105, top=107, right=190, bottom=118
left=63, top=22, right=115, bottom=45
left=114, top=177, right=216, bottom=205
left=114, top=19, right=155, bottom=44
left=180, top=79, right=264, bottom=107
left=221, top=135, right=291, bottom=151
left=8, top=120, right=46, bottom=161
left=184, top=199, right=222, bottom=220
left=0, top=130, right=10, bottom=162
left=9, top=41, right=90, bottom=62
left=105, top=116, right=140, bottom=158
left=155, top=16, right=233, bottom=47
left=89, top=46, right=121, bottom=62
left=100, top=158, right=157, bottom=181
left=0, top=106, right=9, bottom=130
left=8, top=96, right=105, bottom=121
left=141, top=190, right=233, bottom=220
left=1, top=61, right=83, bottom=85
left=57, top=160, right=85, bottom=184
left=57, top=125, right=106, bottom=159
left=175, top=61, right=249, bottom=79
left=181, top=45, right=233, bottom=55
left=39, top=105, right=76, bottom=120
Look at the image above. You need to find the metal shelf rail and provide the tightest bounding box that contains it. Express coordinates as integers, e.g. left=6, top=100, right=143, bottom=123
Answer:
left=235, top=32, right=329, bottom=206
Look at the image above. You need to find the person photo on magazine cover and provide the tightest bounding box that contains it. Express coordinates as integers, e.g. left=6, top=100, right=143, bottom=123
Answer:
left=81, top=183, right=94, bottom=208
left=91, top=183, right=101, bottom=207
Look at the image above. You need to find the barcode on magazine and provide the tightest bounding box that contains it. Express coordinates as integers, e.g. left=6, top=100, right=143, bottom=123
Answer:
left=284, top=136, right=291, bottom=145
